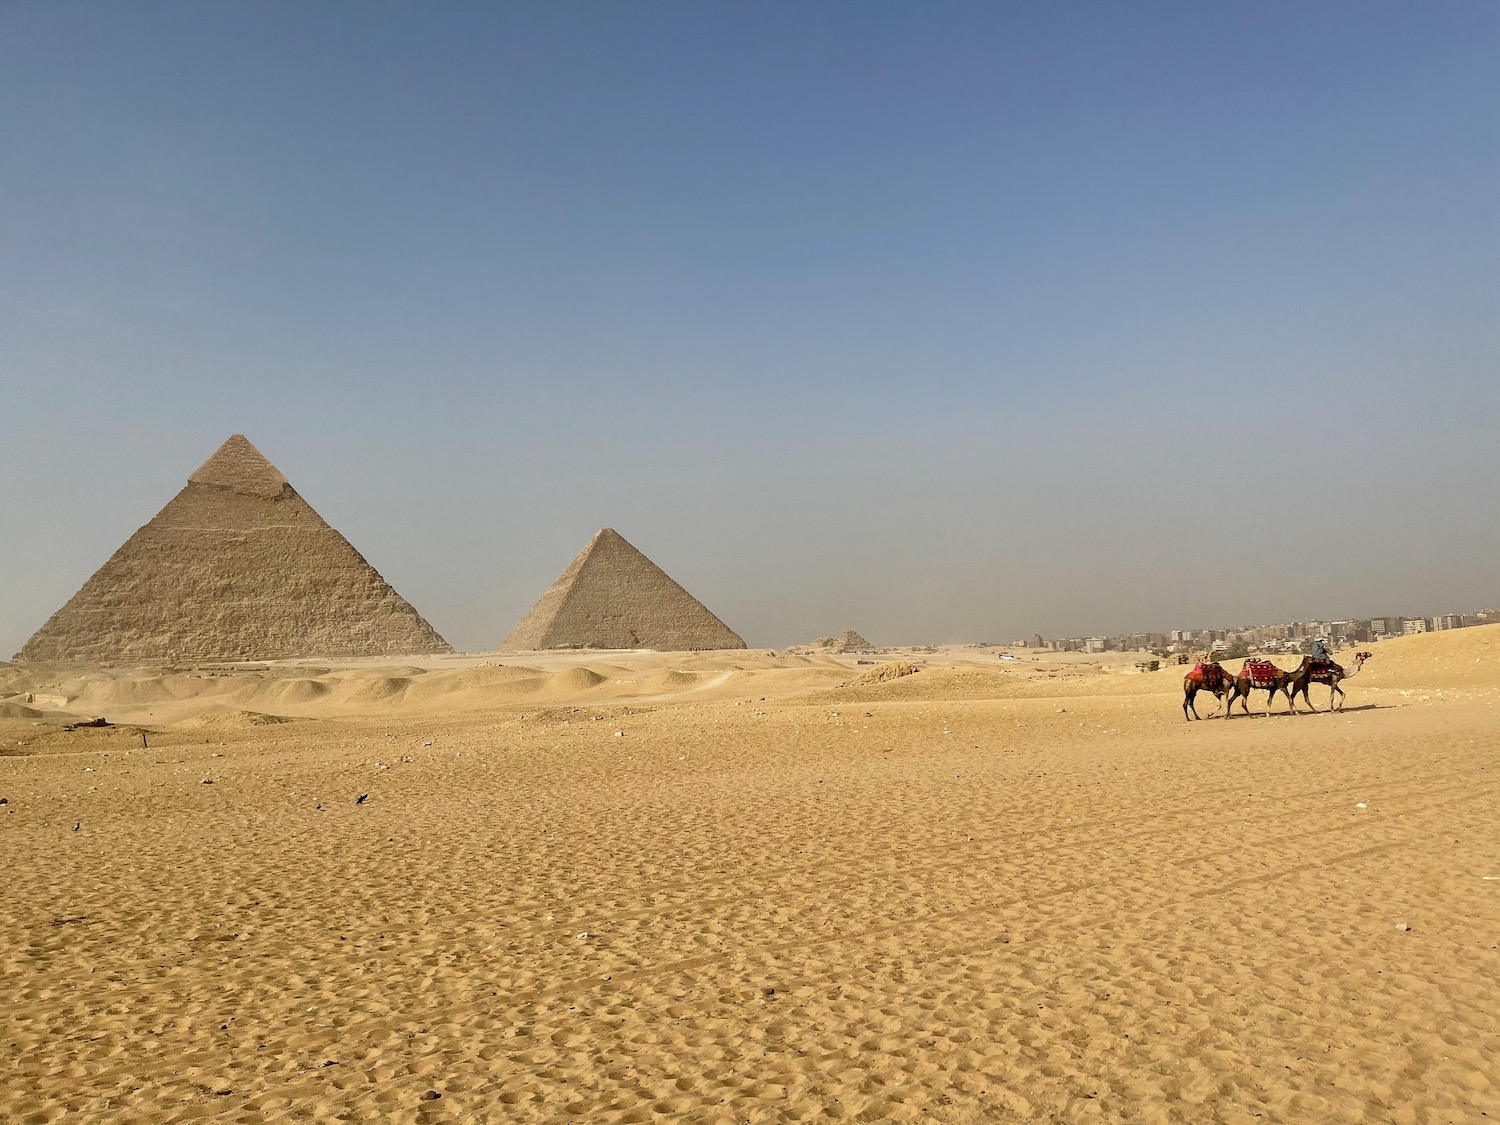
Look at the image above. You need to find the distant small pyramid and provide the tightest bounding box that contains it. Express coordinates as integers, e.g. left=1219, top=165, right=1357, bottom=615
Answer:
left=827, top=629, right=871, bottom=652
left=502, top=529, right=745, bottom=652
left=17, top=435, right=453, bottom=664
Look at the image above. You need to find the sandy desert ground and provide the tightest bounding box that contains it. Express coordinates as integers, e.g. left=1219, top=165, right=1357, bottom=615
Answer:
left=2, top=627, right=1497, bottom=1124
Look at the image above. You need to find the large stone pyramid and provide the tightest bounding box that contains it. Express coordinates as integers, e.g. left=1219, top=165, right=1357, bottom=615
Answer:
left=502, top=528, right=746, bottom=651
left=17, top=435, right=452, bottom=664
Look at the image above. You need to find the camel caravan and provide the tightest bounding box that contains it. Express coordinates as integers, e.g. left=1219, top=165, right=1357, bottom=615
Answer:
left=1182, top=648, right=1373, bottom=720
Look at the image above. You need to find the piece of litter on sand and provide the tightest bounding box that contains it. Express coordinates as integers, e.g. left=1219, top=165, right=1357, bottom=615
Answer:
left=1396, top=923, right=1412, bottom=931
left=576, top=931, right=592, bottom=940
left=1355, top=802, right=1367, bottom=809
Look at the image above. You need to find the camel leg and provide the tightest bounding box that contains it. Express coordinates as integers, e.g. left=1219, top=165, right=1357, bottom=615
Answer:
left=1331, top=681, right=1344, bottom=711
left=1184, top=686, right=1197, bottom=720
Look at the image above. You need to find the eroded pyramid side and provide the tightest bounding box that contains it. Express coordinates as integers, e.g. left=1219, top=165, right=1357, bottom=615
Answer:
left=502, top=529, right=745, bottom=651
left=17, top=436, right=452, bottom=664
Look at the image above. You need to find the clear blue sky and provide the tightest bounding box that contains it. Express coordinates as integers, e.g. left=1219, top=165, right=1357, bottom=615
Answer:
left=2, top=2, right=1496, bottom=653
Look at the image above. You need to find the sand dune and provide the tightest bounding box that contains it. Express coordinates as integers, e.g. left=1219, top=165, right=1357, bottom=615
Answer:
left=549, top=666, right=608, bottom=691
left=2, top=629, right=1496, bottom=1122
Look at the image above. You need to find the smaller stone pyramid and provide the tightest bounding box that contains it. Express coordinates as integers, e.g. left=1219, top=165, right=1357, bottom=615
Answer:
left=502, top=529, right=746, bottom=652
left=17, top=435, right=452, bottom=664
left=826, top=630, right=872, bottom=652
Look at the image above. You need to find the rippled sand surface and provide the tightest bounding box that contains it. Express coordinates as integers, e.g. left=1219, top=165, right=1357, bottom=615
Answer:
left=3, top=628, right=1497, bottom=1123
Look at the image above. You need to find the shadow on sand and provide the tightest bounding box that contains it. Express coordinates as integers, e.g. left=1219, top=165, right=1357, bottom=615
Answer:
left=1220, top=702, right=1388, bottom=718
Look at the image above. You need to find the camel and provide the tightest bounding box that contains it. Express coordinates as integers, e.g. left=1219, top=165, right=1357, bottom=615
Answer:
left=1183, top=661, right=1236, bottom=720
left=1286, top=651, right=1373, bottom=713
left=1225, top=658, right=1295, bottom=718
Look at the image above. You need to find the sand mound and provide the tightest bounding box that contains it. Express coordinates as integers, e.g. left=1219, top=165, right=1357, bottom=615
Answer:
left=853, top=660, right=920, bottom=685
left=0, top=701, right=44, bottom=719
left=551, top=667, right=607, bottom=691
left=259, top=678, right=333, bottom=706
left=336, top=676, right=413, bottom=703
left=66, top=677, right=162, bottom=707
left=333, top=666, right=412, bottom=680
left=803, top=664, right=1023, bottom=704
left=645, top=670, right=700, bottom=692
left=771, top=653, right=826, bottom=667
left=401, top=665, right=550, bottom=706
left=177, top=710, right=295, bottom=729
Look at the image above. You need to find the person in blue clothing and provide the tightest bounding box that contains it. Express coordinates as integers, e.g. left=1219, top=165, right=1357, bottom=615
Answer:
left=1309, top=635, right=1334, bottom=664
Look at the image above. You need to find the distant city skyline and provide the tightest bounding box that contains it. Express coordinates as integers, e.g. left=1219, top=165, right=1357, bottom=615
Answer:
left=2, top=4, right=1496, bottom=656
left=1041, top=606, right=1499, bottom=656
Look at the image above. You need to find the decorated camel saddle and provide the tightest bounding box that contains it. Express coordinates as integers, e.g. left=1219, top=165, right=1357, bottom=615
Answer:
left=1190, top=662, right=1228, bottom=690
left=1309, top=651, right=1373, bottom=681
left=1242, top=659, right=1281, bottom=688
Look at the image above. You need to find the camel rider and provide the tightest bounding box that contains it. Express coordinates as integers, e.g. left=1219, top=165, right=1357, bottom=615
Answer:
left=1310, top=636, right=1334, bottom=664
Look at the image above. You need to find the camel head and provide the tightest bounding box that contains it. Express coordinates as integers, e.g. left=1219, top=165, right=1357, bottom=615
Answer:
left=1351, top=651, right=1373, bottom=673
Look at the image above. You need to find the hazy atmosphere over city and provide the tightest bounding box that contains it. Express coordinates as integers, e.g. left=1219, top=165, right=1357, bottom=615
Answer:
left=2, top=2, right=1495, bottom=655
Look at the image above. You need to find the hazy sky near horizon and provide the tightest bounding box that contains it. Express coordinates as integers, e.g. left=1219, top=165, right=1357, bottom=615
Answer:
left=2, top=2, right=1496, bottom=655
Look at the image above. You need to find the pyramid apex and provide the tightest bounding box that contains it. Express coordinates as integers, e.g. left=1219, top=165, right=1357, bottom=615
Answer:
left=188, top=434, right=291, bottom=499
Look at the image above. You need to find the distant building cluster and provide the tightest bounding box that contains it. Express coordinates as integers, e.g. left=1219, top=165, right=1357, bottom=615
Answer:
left=1018, top=608, right=1500, bottom=658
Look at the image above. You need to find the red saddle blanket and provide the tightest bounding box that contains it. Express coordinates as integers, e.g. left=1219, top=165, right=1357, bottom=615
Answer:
left=1310, top=660, right=1343, bottom=678
left=1192, top=663, right=1227, bottom=689
left=1243, top=660, right=1280, bottom=687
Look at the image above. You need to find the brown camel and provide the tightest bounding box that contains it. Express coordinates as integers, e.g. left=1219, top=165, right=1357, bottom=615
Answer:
left=1182, top=661, right=1236, bottom=720
left=1286, top=651, right=1373, bottom=713
left=1225, top=658, right=1295, bottom=718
